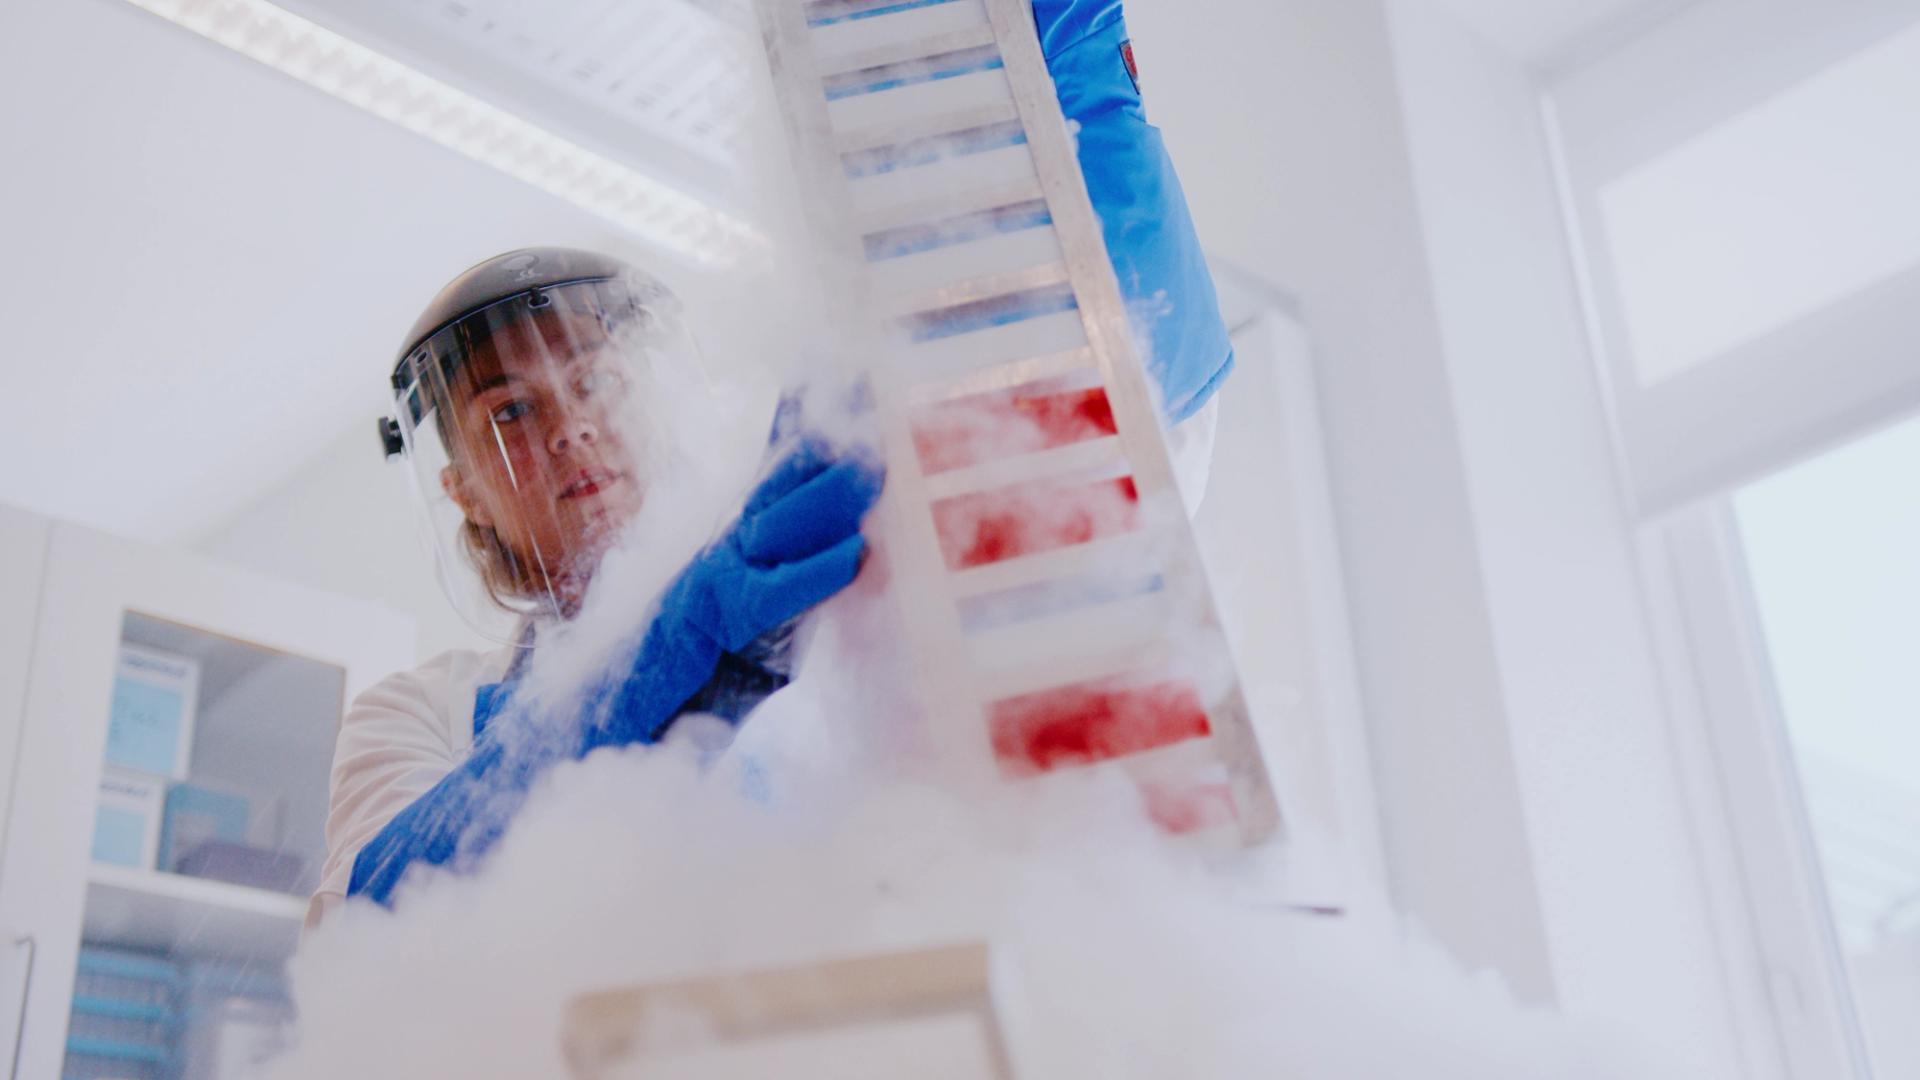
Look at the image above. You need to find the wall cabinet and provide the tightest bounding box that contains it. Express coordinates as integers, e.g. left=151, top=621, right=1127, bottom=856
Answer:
left=0, top=515, right=412, bottom=1079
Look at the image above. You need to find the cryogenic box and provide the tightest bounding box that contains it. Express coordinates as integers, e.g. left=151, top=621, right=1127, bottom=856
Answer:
left=91, top=767, right=165, bottom=870
left=65, top=947, right=182, bottom=1080
left=157, top=781, right=250, bottom=874
left=106, top=643, right=199, bottom=780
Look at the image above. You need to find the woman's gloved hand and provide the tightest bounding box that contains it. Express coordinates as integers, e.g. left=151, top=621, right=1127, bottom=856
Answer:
left=586, top=437, right=885, bottom=749
left=678, top=437, right=882, bottom=654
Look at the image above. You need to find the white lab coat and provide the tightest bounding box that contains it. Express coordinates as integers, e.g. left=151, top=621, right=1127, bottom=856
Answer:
left=310, top=400, right=1220, bottom=924
left=310, top=646, right=513, bottom=924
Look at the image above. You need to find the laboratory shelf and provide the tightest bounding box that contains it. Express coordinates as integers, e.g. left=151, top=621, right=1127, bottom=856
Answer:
left=82, top=864, right=306, bottom=963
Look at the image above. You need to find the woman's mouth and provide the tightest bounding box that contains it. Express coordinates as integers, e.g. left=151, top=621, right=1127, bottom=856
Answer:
left=560, top=467, right=623, bottom=500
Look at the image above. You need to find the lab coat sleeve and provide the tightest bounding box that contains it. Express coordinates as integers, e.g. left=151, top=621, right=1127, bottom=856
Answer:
left=309, top=653, right=468, bottom=925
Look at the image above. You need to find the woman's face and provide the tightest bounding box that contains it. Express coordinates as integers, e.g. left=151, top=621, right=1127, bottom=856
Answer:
left=438, top=309, right=648, bottom=601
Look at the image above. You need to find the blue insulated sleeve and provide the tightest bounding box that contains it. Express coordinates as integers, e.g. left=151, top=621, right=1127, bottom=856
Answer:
left=1032, top=0, right=1233, bottom=423
left=347, top=649, right=793, bottom=908
left=345, top=704, right=559, bottom=906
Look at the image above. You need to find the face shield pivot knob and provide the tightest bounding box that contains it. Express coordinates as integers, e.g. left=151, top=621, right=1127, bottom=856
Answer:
left=378, top=417, right=406, bottom=460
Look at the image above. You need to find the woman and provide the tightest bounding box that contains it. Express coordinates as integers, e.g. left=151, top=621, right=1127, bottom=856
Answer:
left=309, top=251, right=880, bottom=923
left=310, top=0, right=1233, bottom=922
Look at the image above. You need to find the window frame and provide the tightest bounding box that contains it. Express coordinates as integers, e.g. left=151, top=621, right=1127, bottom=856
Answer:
left=1537, top=7, right=1920, bottom=1075
left=1540, top=1, right=1920, bottom=517
left=1642, top=503, right=1878, bottom=1079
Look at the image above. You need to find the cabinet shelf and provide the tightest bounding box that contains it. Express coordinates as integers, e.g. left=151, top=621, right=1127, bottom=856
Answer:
left=83, top=863, right=307, bottom=962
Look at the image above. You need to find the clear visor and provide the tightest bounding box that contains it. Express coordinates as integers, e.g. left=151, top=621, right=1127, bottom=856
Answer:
left=391, top=275, right=702, bottom=642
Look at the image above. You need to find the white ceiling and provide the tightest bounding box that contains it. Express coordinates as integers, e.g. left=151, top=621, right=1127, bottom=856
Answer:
left=0, top=0, right=1713, bottom=547
left=1423, top=0, right=1700, bottom=68
left=1597, top=20, right=1920, bottom=385
left=273, top=0, right=757, bottom=205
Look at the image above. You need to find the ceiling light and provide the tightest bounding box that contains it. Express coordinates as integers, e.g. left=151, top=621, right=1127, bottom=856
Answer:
left=122, top=0, right=766, bottom=268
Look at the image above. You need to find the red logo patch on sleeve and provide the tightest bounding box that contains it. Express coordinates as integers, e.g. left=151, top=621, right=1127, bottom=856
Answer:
left=1120, top=40, right=1140, bottom=93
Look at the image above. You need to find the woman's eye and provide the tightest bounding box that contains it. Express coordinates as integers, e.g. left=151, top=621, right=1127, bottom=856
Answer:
left=489, top=400, right=531, bottom=424
left=578, top=369, right=625, bottom=397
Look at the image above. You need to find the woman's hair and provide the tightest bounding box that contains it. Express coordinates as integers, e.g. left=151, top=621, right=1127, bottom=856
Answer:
left=460, top=516, right=549, bottom=613
left=431, top=396, right=553, bottom=615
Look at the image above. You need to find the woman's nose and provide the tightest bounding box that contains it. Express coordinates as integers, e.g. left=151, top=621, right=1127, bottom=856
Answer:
left=546, top=407, right=599, bottom=456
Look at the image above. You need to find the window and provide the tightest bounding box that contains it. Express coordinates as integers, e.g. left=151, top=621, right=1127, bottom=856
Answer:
left=1733, top=415, right=1920, bottom=1079
left=1597, top=21, right=1920, bottom=387
left=1546, top=5, right=1920, bottom=1076
left=1547, top=4, right=1920, bottom=513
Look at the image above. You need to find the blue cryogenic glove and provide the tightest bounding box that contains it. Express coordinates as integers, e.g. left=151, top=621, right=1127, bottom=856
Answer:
left=1032, top=0, right=1233, bottom=423
left=583, top=437, right=882, bottom=750
left=347, top=438, right=883, bottom=906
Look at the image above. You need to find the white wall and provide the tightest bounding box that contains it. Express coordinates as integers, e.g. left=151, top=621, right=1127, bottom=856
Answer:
left=0, top=0, right=673, bottom=544
left=1387, top=3, right=1749, bottom=1072
left=1128, top=0, right=1557, bottom=1000
left=197, top=421, right=496, bottom=663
